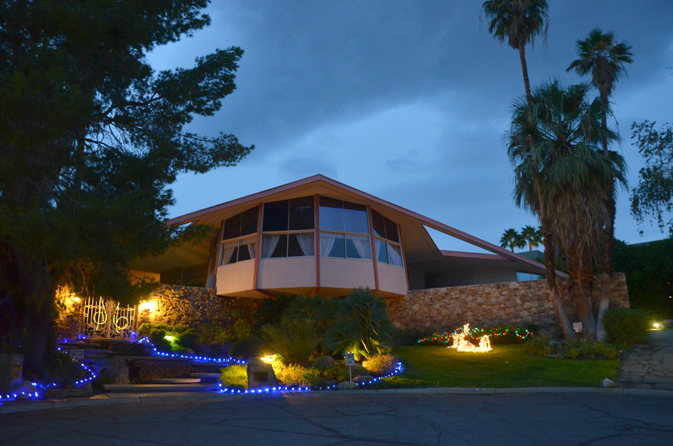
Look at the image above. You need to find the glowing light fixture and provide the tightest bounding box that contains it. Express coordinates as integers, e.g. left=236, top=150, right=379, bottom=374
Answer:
left=449, top=323, right=492, bottom=353
left=139, top=300, right=157, bottom=313
left=653, top=322, right=660, bottom=329
left=260, top=355, right=277, bottom=364
left=164, top=335, right=175, bottom=342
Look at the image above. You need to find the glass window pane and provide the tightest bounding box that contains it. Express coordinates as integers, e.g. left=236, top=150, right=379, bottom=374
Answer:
left=346, top=235, right=371, bottom=259
left=388, top=242, right=403, bottom=266
left=289, top=196, right=315, bottom=230
left=375, top=239, right=388, bottom=263
left=344, top=202, right=368, bottom=234
left=371, top=210, right=385, bottom=238
left=384, top=217, right=400, bottom=242
left=319, top=197, right=344, bottom=232
left=263, top=200, right=289, bottom=232
left=238, top=238, right=255, bottom=261
left=289, top=232, right=315, bottom=257
left=262, top=234, right=287, bottom=258
left=222, top=214, right=241, bottom=240
left=240, top=207, right=259, bottom=236
left=221, top=241, right=238, bottom=265
left=321, top=233, right=345, bottom=258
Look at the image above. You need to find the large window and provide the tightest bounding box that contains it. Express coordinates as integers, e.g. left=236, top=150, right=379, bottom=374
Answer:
left=261, top=196, right=315, bottom=258
left=220, top=207, right=258, bottom=265
left=319, top=198, right=371, bottom=260
left=371, top=210, right=403, bottom=267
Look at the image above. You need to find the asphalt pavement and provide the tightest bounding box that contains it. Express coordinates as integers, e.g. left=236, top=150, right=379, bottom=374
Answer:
left=1, top=390, right=672, bottom=446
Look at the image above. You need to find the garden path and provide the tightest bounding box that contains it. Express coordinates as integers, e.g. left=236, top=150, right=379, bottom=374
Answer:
left=614, top=329, right=673, bottom=390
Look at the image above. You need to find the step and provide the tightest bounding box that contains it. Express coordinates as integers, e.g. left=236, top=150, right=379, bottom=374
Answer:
left=191, top=373, right=221, bottom=383
left=149, top=378, right=201, bottom=384
left=103, top=383, right=220, bottom=392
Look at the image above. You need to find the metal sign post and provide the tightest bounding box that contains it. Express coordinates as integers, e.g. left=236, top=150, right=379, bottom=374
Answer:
left=344, top=352, right=355, bottom=382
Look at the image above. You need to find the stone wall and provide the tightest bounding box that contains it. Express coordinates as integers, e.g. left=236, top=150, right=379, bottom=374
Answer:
left=140, top=284, right=261, bottom=329
left=385, top=273, right=629, bottom=338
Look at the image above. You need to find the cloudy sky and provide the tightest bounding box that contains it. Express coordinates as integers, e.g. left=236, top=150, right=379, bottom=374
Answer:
left=149, top=0, right=673, bottom=253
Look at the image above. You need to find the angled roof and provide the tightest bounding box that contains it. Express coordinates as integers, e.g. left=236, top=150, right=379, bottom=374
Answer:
left=132, top=174, right=564, bottom=278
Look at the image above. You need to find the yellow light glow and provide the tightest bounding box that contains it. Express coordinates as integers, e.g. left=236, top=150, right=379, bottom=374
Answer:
left=73, top=297, right=81, bottom=303
left=449, top=323, right=492, bottom=353
left=164, top=335, right=175, bottom=342
left=139, top=300, right=157, bottom=313
left=654, top=323, right=660, bottom=329
left=260, top=355, right=277, bottom=364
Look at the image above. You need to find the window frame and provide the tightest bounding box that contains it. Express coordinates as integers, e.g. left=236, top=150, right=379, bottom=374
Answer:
left=260, top=196, right=316, bottom=259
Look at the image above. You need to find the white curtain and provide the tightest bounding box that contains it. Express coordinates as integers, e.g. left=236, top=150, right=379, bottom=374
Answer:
left=296, top=233, right=314, bottom=256
left=350, top=236, right=370, bottom=259
left=262, top=235, right=281, bottom=258
left=375, top=239, right=383, bottom=261
left=388, top=242, right=403, bottom=266
left=320, top=235, right=336, bottom=257
left=241, top=238, right=256, bottom=259
left=222, top=245, right=237, bottom=264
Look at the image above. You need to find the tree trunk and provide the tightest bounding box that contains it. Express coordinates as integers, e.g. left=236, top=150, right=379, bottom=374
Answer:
left=568, top=252, right=597, bottom=338
left=519, top=44, right=533, bottom=120
left=597, top=182, right=616, bottom=341
left=537, top=186, right=575, bottom=340
left=7, top=244, right=58, bottom=373
left=596, top=93, right=614, bottom=342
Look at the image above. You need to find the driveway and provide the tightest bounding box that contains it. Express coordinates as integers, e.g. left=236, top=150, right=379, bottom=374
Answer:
left=615, top=329, right=673, bottom=389
left=1, top=391, right=672, bottom=446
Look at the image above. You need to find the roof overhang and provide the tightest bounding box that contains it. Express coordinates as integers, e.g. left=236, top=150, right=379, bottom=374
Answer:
left=131, top=174, right=565, bottom=279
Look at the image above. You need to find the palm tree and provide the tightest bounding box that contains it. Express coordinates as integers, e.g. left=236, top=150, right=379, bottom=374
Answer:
left=500, top=228, right=525, bottom=252
left=508, top=80, right=626, bottom=338
left=482, top=1, right=576, bottom=338
left=567, top=29, right=632, bottom=340
left=482, top=0, right=549, bottom=117
left=520, top=225, right=542, bottom=250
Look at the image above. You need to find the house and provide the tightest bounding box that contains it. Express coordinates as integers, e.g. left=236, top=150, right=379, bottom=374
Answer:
left=130, top=175, right=551, bottom=298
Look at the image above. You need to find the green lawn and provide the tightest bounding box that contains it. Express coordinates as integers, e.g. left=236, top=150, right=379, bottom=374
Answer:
left=370, top=345, right=619, bottom=389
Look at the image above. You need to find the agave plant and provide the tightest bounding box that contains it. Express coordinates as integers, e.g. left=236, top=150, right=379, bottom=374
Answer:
left=261, top=319, right=322, bottom=365
left=324, top=288, right=395, bottom=360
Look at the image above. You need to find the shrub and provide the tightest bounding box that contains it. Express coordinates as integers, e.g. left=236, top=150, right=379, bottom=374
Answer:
left=273, top=362, right=322, bottom=386
left=226, top=311, right=254, bottom=342
left=285, top=295, right=337, bottom=330
left=254, top=294, right=295, bottom=327
left=219, top=365, right=248, bottom=389
left=604, top=308, right=650, bottom=345
left=324, top=287, right=394, bottom=360
left=262, top=320, right=322, bottom=364
left=138, top=322, right=198, bottom=353
left=229, top=336, right=265, bottom=359
left=557, top=339, right=619, bottom=360
left=526, top=335, right=555, bottom=357
left=362, top=354, right=396, bottom=376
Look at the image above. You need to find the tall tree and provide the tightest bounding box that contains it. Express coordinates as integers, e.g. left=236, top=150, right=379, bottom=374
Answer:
left=521, top=225, right=542, bottom=250
left=567, top=29, right=632, bottom=340
left=482, top=0, right=575, bottom=338
left=0, top=0, right=252, bottom=371
left=500, top=228, right=525, bottom=252
left=508, top=81, right=626, bottom=338
left=630, top=121, right=673, bottom=235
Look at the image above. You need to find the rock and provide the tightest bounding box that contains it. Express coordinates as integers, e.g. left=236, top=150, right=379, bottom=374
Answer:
left=353, top=375, right=373, bottom=384
left=246, top=357, right=278, bottom=389
left=311, top=356, right=337, bottom=371
left=11, top=381, right=37, bottom=399
left=337, top=381, right=357, bottom=390
left=602, top=378, right=616, bottom=388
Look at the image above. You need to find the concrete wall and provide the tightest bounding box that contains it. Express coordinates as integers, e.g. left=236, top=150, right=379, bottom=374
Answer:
left=320, top=258, right=375, bottom=290
left=257, top=257, right=315, bottom=290
left=216, top=261, right=255, bottom=295
left=377, top=262, right=408, bottom=295
left=384, top=273, right=629, bottom=338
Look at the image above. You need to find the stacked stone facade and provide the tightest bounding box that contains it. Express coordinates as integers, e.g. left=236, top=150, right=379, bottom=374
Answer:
left=141, top=284, right=261, bottom=330
left=384, top=273, right=629, bottom=338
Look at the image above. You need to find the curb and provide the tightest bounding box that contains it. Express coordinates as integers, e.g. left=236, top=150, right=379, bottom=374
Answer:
left=2, top=386, right=672, bottom=415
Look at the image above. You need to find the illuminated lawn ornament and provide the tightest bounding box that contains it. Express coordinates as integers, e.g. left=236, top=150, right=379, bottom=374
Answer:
left=449, top=324, right=492, bottom=353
